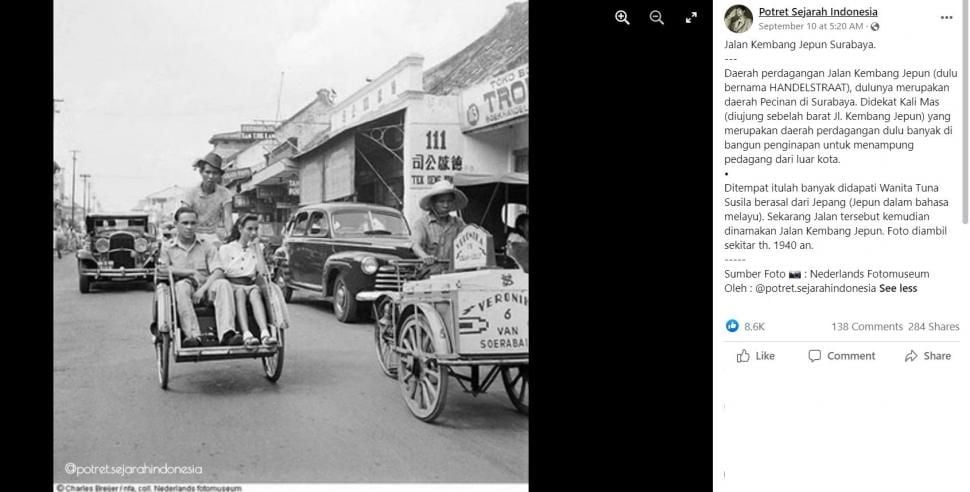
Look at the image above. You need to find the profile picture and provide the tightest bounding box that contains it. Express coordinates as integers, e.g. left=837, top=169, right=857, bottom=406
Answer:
left=724, top=5, right=753, bottom=33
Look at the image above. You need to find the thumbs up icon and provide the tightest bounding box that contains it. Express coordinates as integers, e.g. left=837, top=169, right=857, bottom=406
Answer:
left=736, top=349, right=751, bottom=363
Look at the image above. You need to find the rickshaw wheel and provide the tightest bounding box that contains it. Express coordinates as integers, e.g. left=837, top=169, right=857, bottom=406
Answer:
left=501, top=365, right=529, bottom=415
left=398, top=313, right=447, bottom=422
left=374, top=298, right=398, bottom=378
left=261, top=327, right=285, bottom=382
left=155, top=332, right=170, bottom=390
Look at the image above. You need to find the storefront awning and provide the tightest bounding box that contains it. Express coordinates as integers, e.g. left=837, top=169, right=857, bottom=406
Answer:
left=453, top=172, right=529, bottom=187
left=242, top=158, right=299, bottom=192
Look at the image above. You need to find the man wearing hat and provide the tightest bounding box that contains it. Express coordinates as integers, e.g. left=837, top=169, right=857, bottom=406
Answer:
left=411, top=180, right=468, bottom=276
left=181, top=152, right=234, bottom=245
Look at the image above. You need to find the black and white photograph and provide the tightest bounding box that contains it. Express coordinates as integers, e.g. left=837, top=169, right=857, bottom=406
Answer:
left=54, top=0, right=529, bottom=488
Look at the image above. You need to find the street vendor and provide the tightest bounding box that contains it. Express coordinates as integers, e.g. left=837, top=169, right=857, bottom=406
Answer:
left=181, top=152, right=233, bottom=246
left=411, top=180, right=468, bottom=276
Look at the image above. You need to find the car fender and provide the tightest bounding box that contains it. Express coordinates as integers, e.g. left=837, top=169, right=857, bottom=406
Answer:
left=76, top=249, right=96, bottom=261
left=398, top=302, right=453, bottom=355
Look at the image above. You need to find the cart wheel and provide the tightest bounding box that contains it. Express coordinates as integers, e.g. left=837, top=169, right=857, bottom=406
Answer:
left=261, top=327, right=284, bottom=382
left=274, top=269, right=293, bottom=303
left=398, top=313, right=447, bottom=422
left=155, top=332, right=170, bottom=390
left=332, top=273, right=359, bottom=323
left=501, top=365, right=529, bottom=415
left=373, top=298, right=398, bottom=378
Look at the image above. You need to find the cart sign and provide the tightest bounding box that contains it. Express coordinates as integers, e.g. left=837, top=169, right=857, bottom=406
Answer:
left=454, top=270, right=529, bottom=355
left=453, top=225, right=495, bottom=271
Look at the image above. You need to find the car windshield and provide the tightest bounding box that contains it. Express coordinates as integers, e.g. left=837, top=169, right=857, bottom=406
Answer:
left=92, top=218, right=147, bottom=234
left=331, top=210, right=409, bottom=237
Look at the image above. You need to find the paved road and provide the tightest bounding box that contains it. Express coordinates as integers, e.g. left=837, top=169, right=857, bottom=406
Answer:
left=53, top=256, right=528, bottom=483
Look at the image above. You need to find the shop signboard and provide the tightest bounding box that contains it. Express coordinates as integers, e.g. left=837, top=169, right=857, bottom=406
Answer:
left=233, top=194, right=252, bottom=208
left=404, top=122, right=465, bottom=223
left=241, top=123, right=275, bottom=140
left=459, top=63, right=529, bottom=131
left=221, top=167, right=253, bottom=184
left=256, top=186, right=286, bottom=199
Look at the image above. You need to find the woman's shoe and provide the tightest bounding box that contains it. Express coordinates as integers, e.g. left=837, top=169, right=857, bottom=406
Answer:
left=261, top=335, right=278, bottom=347
left=243, top=334, right=259, bottom=349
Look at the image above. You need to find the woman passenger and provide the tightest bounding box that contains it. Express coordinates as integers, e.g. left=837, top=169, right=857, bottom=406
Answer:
left=219, top=215, right=277, bottom=348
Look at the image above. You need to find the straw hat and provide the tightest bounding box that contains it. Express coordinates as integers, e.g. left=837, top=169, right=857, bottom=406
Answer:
left=419, top=180, right=468, bottom=211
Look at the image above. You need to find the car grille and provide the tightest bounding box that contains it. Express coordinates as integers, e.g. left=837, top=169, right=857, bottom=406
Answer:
left=109, top=250, right=136, bottom=268
left=374, top=264, right=420, bottom=291
left=110, top=233, right=135, bottom=250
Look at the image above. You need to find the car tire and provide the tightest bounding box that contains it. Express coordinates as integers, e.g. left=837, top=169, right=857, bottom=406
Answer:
left=79, top=274, right=90, bottom=294
left=332, top=273, right=359, bottom=323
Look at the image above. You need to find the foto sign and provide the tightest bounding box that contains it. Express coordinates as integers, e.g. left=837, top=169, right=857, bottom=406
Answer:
left=453, top=225, right=495, bottom=270
left=459, top=63, right=529, bottom=131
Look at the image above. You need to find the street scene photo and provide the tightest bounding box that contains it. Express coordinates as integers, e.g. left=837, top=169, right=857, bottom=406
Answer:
left=54, top=0, right=529, bottom=485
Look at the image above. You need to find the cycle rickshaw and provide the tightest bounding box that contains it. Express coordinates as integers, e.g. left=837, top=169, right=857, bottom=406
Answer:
left=358, top=174, right=529, bottom=422
left=150, top=268, right=290, bottom=389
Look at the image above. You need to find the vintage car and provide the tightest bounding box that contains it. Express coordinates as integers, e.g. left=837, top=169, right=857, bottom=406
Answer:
left=272, top=202, right=418, bottom=322
left=77, top=213, right=159, bottom=293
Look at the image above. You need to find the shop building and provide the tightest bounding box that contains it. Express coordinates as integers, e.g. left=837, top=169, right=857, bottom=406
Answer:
left=229, top=91, right=335, bottom=237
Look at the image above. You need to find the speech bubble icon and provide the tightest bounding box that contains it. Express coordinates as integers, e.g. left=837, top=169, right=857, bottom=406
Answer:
left=808, top=349, right=822, bottom=362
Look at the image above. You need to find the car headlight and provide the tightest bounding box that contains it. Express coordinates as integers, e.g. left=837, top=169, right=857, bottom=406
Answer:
left=134, top=238, right=148, bottom=253
left=361, top=256, right=379, bottom=275
left=95, top=238, right=110, bottom=253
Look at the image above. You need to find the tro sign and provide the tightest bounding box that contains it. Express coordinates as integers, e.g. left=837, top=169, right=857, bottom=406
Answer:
left=453, top=225, right=495, bottom=271
left=459, top=64, right=529, bottom=131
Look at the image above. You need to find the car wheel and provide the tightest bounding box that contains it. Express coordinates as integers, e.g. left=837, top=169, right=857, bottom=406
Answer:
left=332, top=273, right=359, bottom=323
left=274, top=269, right=293, bottom=303
left=79, top=274, right=90, bottom=294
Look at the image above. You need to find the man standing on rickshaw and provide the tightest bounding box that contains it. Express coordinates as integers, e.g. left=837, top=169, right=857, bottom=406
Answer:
left=411, top=180, right=468, bottom=276
left=181, top=152, right=233, bottom=246
left=158, top=207, right=239, bottom=348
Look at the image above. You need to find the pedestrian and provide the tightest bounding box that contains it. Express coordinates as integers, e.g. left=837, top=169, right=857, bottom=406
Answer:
left=180, top=152, right=233, bottom=247
left=411, top=180, right=468, bottom=276
left=157, top=207, right=238, bottom=348
left=53, top=227, right=62, bottom=259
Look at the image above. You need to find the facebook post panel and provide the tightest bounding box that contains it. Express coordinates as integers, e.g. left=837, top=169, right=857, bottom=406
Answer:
left=714, top=1, right=967, bottom=491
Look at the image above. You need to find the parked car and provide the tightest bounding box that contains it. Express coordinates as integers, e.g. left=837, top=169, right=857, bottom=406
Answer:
left=76, top=213, right=159, bottom=293
left=272, top=203, right=418, bottom=322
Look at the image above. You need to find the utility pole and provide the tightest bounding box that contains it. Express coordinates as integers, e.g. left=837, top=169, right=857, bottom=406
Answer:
left=80, top=173, right=91, bottom=216
left=70, top=150, right=80, bottom=229
left=275, top=71, right=285, bottom=122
